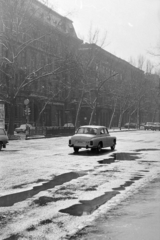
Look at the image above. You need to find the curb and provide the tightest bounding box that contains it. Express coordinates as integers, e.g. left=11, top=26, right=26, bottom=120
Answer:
left=9, top=129, right=138, bottom=140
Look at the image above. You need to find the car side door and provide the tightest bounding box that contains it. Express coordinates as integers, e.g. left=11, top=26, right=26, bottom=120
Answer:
left=98, top=128, right=106, bottom=147
left=103, top=128, right=112, bottom=147
left=98, top=128, right=109, bottom=147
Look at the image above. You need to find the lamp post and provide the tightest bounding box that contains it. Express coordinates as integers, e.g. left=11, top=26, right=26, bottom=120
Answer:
left=24, top=99, right=30, bottom=139
left=0, top=100, right=5, bottom=129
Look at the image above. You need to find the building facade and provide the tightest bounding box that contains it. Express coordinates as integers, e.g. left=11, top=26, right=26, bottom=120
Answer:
left=0, top=0, right=158, bottom=132
left=0, top=0, right=82, bottom=130
left=73, top=43, right=144, bottom=128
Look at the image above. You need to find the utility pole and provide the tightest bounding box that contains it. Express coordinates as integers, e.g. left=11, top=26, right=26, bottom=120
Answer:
left=24, top=99, right=31, bottom=139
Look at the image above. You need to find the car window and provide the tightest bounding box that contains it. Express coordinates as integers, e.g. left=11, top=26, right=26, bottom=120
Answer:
left=20, top=124, right=26, bottom=128
left=146, top=122, right=153, bottom=125
left=77, top=128, right=86, bottom=134
left=104, top=128, right=109, bottom=134
left=77, top=127, right=97, bottom=134
left=100, top=129, right=105, bottom=134
left=90, top=128, right=97, bottom=135
left=0, top=129, right=5, bottom=135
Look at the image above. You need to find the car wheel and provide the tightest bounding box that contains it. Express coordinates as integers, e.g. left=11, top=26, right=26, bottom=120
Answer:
left=97, top=143, right=102, bottom=153
left=74, top=147, right=79, bottom=153
left=0, top=144, right=2, bottom=151
left=111, top=145, right=115, bottom=151
left=111, top=140, right=116, bottom=151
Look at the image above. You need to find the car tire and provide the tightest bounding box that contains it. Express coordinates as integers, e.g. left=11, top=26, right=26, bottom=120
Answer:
left=0, top=144, right=2, bottom=151
left=97, top=143, right=102, bottom=153
left=74, top=147, right=79, bottom=153
left=111, top=145, right=115, bottom=151
left=111, top=140, right=116, bottom=151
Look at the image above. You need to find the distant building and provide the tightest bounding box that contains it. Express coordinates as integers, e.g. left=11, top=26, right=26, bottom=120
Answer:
left=144, top=73, right=160, bottom=122
left=74, top=43, right=144, bottom=127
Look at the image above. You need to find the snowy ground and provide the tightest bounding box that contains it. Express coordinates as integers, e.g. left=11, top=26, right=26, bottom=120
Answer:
left=0, top=130, right=160, bottom=239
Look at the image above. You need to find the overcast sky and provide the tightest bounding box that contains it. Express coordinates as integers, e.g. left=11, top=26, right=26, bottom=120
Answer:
left=49, top=0, right=160, bottom=70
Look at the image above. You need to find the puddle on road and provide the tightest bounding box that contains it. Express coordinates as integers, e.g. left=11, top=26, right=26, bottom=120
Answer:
left=113, top=174, right=143, bottom=191
left=140, top=160, right=158, bottom=163
left=0, top=150, right=20, bottom=153
left=59, top=191, right=120, bottom=216
left=59, top=172, right=144, bottom=216
left=0, top=172, right=86, bottom=207
left=98, top=152, right=140, bottom=164
left=12, top=178, right=47, bottom=189
left=135, top=148, right=160, bottom=152
left=3, top=234, right=20, bottom=240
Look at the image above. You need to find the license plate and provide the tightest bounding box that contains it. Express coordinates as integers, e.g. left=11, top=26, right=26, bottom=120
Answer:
left=76, top=140, right=85, bottom=145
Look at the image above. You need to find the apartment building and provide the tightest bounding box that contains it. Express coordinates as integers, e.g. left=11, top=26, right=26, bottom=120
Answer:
left=0, top=0, right=81, bottom=132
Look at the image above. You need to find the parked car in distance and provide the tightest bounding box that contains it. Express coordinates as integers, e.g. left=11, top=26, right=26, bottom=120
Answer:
left=124, top=123, right=137, bottom=128
left=15, top=124, right=34, bottom=133
left=0, top=128, right=8, bottom=151
left=144, top=122, right=154, bottom=130
left=69, top=125, right=116, bottom=153
left=64, top=123, right=74, bottom=127
left=151, top=122, right=160, bottom=131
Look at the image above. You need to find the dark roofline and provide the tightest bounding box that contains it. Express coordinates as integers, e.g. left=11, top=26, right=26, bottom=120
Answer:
left=82, top=43, right=143, bottom=73
left=34, top=0, right=82, bottom=41
left=35, top=0, right=73, bottom=23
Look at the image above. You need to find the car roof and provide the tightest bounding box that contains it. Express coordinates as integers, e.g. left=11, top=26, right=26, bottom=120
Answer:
left=79, top=125, right=107, bottom=129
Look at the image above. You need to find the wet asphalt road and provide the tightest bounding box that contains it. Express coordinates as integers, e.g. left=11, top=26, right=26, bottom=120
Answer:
left=0, top=130, right=160, bottom=239
left=74, top=177, right=160, bottom=240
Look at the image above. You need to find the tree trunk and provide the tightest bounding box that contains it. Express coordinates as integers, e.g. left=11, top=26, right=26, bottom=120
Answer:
left=7, top=99, right=15, bottom=135
left=109, top=99, right=117, bottom=129
left=74, top=89, right=85, bottom=129
left=109, top=106, right=116, bottom=129
left=118, top=113, right=123, bottom=130
left=74, top=98, right=83, bottom=129
left=136, top=106, right=140, bottom=129
left=89, top=107, right=95, bottom=125
left=128, top=115, right=131, bottom=129
left=152, top=109, right=157, bottom=122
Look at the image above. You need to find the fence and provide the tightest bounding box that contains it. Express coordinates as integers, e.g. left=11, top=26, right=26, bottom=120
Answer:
left=28, top=126, right=75, bottom=137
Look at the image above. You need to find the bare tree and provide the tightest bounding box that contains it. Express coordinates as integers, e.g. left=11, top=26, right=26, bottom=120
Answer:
left=0, top=0, right=77, bottom=134
left=88, top=24, right=109, bottom=49
left=146, top=59, right=154, bottom=74
left=137, top=55, right=145, bottom=70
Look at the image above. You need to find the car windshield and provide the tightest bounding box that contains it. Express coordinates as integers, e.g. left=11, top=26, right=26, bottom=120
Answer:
left=77, top=127, right=97, bottom=135
left=0, top=129, right=5, bottom=135
left=20, top=124, right=26, bottom=128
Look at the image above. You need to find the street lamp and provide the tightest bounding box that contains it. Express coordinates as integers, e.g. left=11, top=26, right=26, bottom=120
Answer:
left=24, top=99, right=30, bottom=139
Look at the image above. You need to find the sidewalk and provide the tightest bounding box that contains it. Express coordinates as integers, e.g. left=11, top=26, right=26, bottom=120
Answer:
left=9, top=128, right=138, bottom=140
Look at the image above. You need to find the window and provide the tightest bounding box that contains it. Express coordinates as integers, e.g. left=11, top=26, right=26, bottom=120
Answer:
left=104, top=128, right=109, bottom=134
left=100, top=129, right=105, bottom=134
left=0, top=129, right=5, bottom=135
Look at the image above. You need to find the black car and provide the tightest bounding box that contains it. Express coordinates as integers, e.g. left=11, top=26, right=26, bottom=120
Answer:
left=124, top=123, right=137, bottom=129
left=151, top=123, right=160, bottom=131
left=0, top=128, right=9, bottom=151
left=144, top=122, right=154, bottom=130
